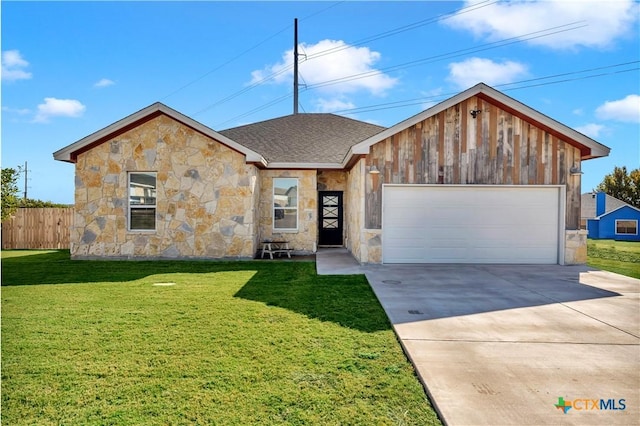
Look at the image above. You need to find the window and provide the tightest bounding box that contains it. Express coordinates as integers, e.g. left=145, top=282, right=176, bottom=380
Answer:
left=273, top=178, right=298, bottom=230
left=616, top=220, right=637, bottom=235
left=129, top=172, right=156, bottom=231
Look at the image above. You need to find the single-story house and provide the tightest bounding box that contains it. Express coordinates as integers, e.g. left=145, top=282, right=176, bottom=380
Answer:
left=585, top=192, right=640, bottom=241
left=53, top=83, right=610, bottom=264
left=580, top=191, right=629, bottom=229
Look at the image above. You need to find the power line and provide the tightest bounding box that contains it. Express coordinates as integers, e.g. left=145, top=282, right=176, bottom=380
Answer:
left=337, top=69, right=639, bottom=115
left=330, top=64, right=639, bottom=116
left=215, top=64, right=639, bottom=127
left=305, top=0, right=497, bottom=61
left=300, top=1, right=345, bottom=21
left=190, top=1, right=498, bottom=117
left=332, top=61, right=640, bottom=114
left=161, top=2, right=344, bottom=102
left=216, top=92, right=294, bottom=128
left=160, top=26, right=291, bottom=102
left=193, top=61, right=294, bottom=116
left=305, top=21, right=587, bottom=91
left=213, top=21, right=589, bottom=124
left=200, top=21, right=586, bottom=123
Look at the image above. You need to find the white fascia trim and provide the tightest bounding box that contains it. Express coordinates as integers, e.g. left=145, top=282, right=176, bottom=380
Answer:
left=265, top=162, right=344, bottom=169
left=595, top=204, right=640, bottom=219
left=53, top=102, right=267, bottom=165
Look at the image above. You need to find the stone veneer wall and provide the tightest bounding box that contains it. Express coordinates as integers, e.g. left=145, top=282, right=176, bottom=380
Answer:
left=345, top=160, right=364, bottom=262
left=317, top=170, right=347, bottom=192
left=344, top=158, right=387, bottom=264
left=72, top=115, right=259, bottom=259
left=258, top=170, right=317, bottom=254
left=362, top=229, right=382, bottom=264
left=564, top=230, right=588, bottom=265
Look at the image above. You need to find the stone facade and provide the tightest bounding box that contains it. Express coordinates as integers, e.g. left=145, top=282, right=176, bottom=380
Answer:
left=72, top=115, right=259, bottom=259
left=258, top=170, right=317, bottom=254
left=317, top=170, right=347, bottom=192
left=361, top=229, right=382, bottom=264
left=344, top=159, right=384, bottom=264
left=64, top=103, right=594, bottom=265
left=564, top=230, right=588, bottom=265
left=345, top=159, right=364, bottom=262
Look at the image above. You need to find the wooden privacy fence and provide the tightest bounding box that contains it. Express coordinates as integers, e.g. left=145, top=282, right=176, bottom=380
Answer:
left=2, top=208, right=73, bottom=249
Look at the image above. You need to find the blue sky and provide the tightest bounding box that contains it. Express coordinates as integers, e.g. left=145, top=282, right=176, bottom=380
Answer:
left=2, top=0, right=639, bottom=204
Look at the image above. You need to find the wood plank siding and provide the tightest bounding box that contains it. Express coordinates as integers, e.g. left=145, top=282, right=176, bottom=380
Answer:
left=365, top=95, right=582, bottom=229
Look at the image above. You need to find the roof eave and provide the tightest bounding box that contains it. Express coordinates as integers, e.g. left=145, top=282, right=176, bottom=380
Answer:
left=595, top=204, right=640, bottom=219
left=265, top=162, right=344, bottom=170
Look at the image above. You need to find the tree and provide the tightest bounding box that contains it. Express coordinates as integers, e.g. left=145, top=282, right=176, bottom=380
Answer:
left=596, top=166, right=640, bottom=208
left=20, top=199, right=70, bottom=208
left=2, top=167, right=71, bottom=221
left=1, top=167, right=20, bottom=221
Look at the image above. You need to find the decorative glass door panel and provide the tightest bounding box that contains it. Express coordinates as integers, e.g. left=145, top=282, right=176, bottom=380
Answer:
left=318, top=191, right=343, bottom=246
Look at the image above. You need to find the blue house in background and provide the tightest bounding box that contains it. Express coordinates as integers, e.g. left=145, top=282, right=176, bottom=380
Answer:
left=586, top=192, right=640, bottom=241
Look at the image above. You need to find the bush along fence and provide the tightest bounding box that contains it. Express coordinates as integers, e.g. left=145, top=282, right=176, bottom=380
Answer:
left=2, top=207, right=73, bottom=249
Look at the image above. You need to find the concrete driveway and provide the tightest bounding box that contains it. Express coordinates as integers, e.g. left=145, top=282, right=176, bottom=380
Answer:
left=364, top=264, right=639, bottom=426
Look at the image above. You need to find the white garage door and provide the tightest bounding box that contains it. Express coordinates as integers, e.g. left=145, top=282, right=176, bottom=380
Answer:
left=383, top=186, right=561, bottom=264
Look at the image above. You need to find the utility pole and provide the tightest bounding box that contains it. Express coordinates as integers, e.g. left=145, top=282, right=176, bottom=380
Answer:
left=293, top=18, right=299, bottom=115
left=23, top=161, right=28, bottom=200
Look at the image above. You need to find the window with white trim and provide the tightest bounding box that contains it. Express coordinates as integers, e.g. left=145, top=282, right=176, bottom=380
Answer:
left=615, top=219, right=637, bottom=235
left=129, top=172, right=157, bottom=231
left=273, top=178, right=298, bottom=230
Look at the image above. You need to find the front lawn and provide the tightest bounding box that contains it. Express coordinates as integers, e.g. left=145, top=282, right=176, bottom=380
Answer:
left=1, top=250, right=440, bottom=425
left=587, top=239, right=640, bottom=279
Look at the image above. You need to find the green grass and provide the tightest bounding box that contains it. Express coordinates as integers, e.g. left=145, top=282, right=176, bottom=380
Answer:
left=1, top=250, right=440, bottom=425
left=587, top=239, right=640, bottom=279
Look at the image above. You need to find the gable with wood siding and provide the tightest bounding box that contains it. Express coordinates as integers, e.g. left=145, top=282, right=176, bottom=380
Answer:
left=364, top=95, right=584, bottom=231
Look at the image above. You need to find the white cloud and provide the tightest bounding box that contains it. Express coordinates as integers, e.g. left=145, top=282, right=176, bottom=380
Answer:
left=595, top=94, right=640, bottom=123
left=447, top=57, right=528, bottom=89
left=574, top=123, right=605, bottom=138
left=2, top=106, right=31, bottom=115
left=444, top=0, right=639, bottom=49
left=314, top=98, right=355, bottom=113
left=34, top=98, right=86, bottom=123
left=1, top=50, right=32, bottom=82
left=94, top=78, right=115, bottom=88
left=250, top=39, right=397, bottom=96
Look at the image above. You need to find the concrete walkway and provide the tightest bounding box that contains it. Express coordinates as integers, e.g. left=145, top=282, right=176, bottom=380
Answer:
left=315, top=250, right=640, bottom=425
left=316, top=248, right=364, bottom=275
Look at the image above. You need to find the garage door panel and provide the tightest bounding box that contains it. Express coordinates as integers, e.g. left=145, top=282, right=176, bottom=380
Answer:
left=383, top=186, right=560, bottom=264
left=385, top=247, right=427, bottom=262
left=428, top=236, right=468, bottom=248
left=387, top=225, right=426, bottom=238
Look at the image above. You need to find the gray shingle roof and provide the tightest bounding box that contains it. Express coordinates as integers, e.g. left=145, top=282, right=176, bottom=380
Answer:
left=581, top=192, right=630, bottom=219
left=220, top=113, right=385, bottom=164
